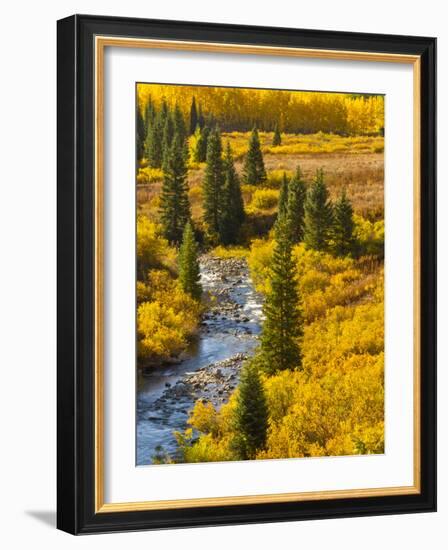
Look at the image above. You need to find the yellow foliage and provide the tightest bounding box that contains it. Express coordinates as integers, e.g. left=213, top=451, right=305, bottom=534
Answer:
left=188, top=401, right=220, bottom=436
left=138, top=301, right=188, bottom=360
left=137, top=84, right=384, bottom=137
left=261, top=351, right=384, bottom=459
left=136, top=216, right=176, bottom=277
left=266, top=170, right=293, bottom=188
left=247, top=189, right=279, bottom=213
left=179, top=239, right=384, bottom=462
left=137, top=270, right=202, bottom=365
left=246, top=238, right=276, bottom=294
left=136, top=166, right=164, bottom=185
left=176, top=397, right=240, bottom=463
left=212, top=245, right=249, bottom=259
left=354, top=215, right=384, bottom=257
left=248, top=239, right=383, bottom=322
left=181, top=349, right=384, bottom=461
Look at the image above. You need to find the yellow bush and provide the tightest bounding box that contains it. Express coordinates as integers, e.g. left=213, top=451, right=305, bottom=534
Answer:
left=267, top=170, right=293, bottom=188
left=137, top=270, right=202, bottom=365
left=248, top=189, right=279, bottom=212
left=247, top=238, right=275, bottom=294
left=175, top=397, right=240, bottom=463
left=181, top=349, right=384, bottom=461
left=137, top=301, right=187, bottom=360
left=188, top=401, right=220, bottom=436
left=136, top=216, right=176, bottom=277
left=354, top=215, right=384, bottom=257
left=136, top=166, right=164, bottom=185
left=259, top=352, right=384, bottom=459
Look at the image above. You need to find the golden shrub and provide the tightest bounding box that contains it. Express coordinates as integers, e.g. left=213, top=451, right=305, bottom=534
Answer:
left=137, top=269, right=202, bottom=365
left=248, top=189, right=279, bottom=212
left=136, top=216, right=177, bottom=277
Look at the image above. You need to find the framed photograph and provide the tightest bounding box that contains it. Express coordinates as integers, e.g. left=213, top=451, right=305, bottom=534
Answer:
left=57, top=14, right=436, bottom=534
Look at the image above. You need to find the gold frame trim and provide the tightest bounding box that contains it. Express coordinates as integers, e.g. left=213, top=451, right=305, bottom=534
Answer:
left=94, top=36, right=422, bottom=513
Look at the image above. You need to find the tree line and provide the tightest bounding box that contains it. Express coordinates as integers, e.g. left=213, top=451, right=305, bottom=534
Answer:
left=138, top=86, right=384, bottom=136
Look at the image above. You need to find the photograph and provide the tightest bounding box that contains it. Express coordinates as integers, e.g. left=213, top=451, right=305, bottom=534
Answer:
left=54, top=12, right=436, bottom=535
left=135, top=83, right=385, bottom=466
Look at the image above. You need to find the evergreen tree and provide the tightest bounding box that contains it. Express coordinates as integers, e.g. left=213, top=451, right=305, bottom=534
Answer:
left=189, top=96, right=198, bottom=135
left=173, top=104, right=187, bottom=145
left=198, top=104, right=205, bottom=129
left=304, top=169, right=334, bottom=251
left=332, top=189, right=356, bottom=257
left=159, top=99, right=169, bottom=124
left=192, top=126, right=210, bottom=163
left=242, top=127, right=267, bottom=185
left=136, top=105, right=146, bottom=162
left=272, top=122, right=282, bottom=146
left=202, top=127, right=224, bottom=240
left=144, top=96, right=156, bottom=133
left=233, top=360, right=268, bottom=460
left=179, top=222, right=202, bottom=300
left=219, top=142, right=245, bottom=244
left=274, top=172, right=289, bottom=239
left=161, top=111, right=175, bottom=169
left=285, top=166, right=307, bottom=244
left=260, top=219, right=303, bottom=374
left=278, top=172, right=289, bottom=219
left=145, top=109, right=164, bottom=168
left=159, top=132, right=191, bottom=244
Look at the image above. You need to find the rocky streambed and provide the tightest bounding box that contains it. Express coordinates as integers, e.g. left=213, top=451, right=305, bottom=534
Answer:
left=136, top=256, right=263, bottom=465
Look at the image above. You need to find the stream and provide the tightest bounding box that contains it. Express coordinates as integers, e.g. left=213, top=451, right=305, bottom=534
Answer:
left=136, top=256, right=264, bottom=465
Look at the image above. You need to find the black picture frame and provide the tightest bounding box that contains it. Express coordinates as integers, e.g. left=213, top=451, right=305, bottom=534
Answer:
left=57, top=14, right=436, bottom=534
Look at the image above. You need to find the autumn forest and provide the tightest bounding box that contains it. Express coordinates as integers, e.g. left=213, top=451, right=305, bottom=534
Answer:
left=136, top=83, right=384, bottom=465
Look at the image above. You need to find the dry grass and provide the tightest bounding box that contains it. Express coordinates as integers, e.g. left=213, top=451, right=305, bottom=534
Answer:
left=137, top=131, right=384, bottom=223
left=258, top=152, right=384, bottom=219
left=224, top=131, right=384, bottom=159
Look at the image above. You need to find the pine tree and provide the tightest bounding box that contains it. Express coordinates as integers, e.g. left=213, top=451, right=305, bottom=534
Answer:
left=272, top=122, right=282, bottom=146
left=145, top=109, right=164, bottom=168
left=260, top=219, right=303, bottom=375
left=192, top=126, right=210, bottom=163
left=159, top=132, right=191, bottom=244
left=173, top=104, right=187, bottom=145
left=242, top=127, right=267, bottom=185
left=202, top=127, right=224, bottom=240
left=285, top=166, right=307, bottom=244
left=161, top=111, right=174, bottom=169
left=144, top=96, right=156, bottom=133
left=189, top=96, right=198, bottom=135
left=159, top=99, right=169, bottom=124
left=278, top=172, right=289, bottom=219
left=136, top=105, right=146, bottom=162
left=332, top=189, right=356, bottom=257
left=304, top=169, right=334, bottom=251
left=220, top=142, right=245, bottom=244
left=233, top=360, right=268, bottom=460
left=274, top=172, right=289, bottom=239
left=179, top=221, right=202, bottom=300
left=198, top=104, right=205, bottom=129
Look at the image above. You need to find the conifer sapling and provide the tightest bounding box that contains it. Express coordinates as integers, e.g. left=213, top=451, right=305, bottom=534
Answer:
left=179, top=221, right=202, bottom=300
left=272, top=122, right=282, bottom=146
left=233, top=360, right=268, bottom=459
left=332, top=189, right=356, bottom=257
left=260, top=218, right=303, bottom=374
left=159, top=132, right=191, bottom=244
left=304, top=168, right=334, bottom=251
left=242, top=127, right=267, bottom=185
